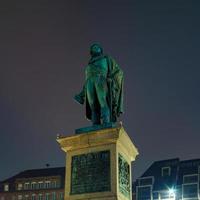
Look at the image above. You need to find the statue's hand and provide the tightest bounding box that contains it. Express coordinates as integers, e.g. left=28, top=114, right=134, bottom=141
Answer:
left=74, top=94, right=84, bottom=105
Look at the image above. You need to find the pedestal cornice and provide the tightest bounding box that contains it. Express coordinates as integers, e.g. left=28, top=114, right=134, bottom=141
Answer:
left=57, top=127, right=138, bottom=161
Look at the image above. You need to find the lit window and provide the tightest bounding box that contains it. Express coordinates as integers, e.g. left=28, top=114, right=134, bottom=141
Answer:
left=18, top=195, right=22, bottom=200
left=45, top=181, right=51, bottom=189
left=52, top=192, right=56, bottom=200
left=17, top=183, right=23, bottom=191
left=45, top=193, right=50, bottom=200
left=160, top=191, right=170, bottom=199
left=4, top=184, right=9, bottom=191
left=38, top=181, right=44, bottom=189
left=59, top=193, right=64, bottom=200
left=25, top=195, right=29, bottom=200
left=38, top=194, right=43, bottom=200
left=24, top=183, right=30, bottom=190
left=161, top=167, right=171, bottom=177
left=31, top=182, right=37, bottom=190
left=56, top=181, right=60, bottom=188
left=51, top=181, right=57, bottom=188
left=31, top=194, right=36, bottom=200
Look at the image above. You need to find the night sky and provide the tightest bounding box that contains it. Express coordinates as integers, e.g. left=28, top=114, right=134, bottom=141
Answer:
left=0, top=1, right=200, bottom=181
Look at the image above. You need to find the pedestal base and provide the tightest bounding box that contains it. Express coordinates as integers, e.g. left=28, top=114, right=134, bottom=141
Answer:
left=57, top=126, right=139, bottom=200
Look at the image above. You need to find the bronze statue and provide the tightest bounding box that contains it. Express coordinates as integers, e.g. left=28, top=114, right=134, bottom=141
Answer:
left=74, top=43, right=124, bottom=125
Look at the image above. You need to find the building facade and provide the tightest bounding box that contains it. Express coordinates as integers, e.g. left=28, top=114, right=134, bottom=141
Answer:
left=133, top=158, right=200, bottom=200
left=0, top=167, right=65, bottom=200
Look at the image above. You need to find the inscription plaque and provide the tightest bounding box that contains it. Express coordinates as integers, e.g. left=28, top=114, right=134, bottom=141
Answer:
left=118, top=153, right=130, bottom=199
left=71, top=150, right=111, bottom=194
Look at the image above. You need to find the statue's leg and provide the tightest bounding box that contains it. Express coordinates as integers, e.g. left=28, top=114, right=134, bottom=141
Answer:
left=95, top=82, right=110, bottom=124
left=86, top=80, right=101, bottom=125
left=101, top=106, right=110, bottom=124
left=91, top=110, right=100, bottom=125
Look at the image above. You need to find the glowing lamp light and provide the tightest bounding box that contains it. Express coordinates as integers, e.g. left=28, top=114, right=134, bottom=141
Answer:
left=168, top=188, right=176, bottom=199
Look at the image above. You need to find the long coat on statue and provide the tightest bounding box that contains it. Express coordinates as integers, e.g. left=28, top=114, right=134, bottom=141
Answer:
left=74, top=55, right=124, bottom=123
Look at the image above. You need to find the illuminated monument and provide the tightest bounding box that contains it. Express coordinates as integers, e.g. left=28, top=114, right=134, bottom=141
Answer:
left=57, top=43, right=139, bottom=200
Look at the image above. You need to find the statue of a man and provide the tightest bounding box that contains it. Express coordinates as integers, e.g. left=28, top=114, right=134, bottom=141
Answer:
left=74, top=43, right=124, bottom=125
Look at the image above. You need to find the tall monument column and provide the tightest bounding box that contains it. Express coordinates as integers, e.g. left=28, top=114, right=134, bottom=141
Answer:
left=57, top=126, right=138, bottom=200
left=57, top=43, right=139, bottom=200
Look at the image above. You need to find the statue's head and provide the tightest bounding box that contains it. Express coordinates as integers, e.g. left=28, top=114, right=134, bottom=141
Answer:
left=90, top=43, right=103, bottom=57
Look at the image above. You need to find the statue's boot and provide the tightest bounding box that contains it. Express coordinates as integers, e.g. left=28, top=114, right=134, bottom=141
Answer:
left=91, top=111, right=100, bottom=125
left=101, top=107, right=110, bottom=124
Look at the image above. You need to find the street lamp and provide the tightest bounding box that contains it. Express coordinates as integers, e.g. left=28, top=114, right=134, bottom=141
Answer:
left=168, top=188, right=176, bottom=200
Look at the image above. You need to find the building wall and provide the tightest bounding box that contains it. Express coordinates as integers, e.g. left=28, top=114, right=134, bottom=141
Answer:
left=0, top=175, right=64, bottom=200
left=0, top=189, right=64, bottom=200
left=133, top=159, right=200, bottom=200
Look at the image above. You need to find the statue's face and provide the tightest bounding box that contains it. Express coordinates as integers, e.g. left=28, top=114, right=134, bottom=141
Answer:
left=90, top=44, right=102, bottom=56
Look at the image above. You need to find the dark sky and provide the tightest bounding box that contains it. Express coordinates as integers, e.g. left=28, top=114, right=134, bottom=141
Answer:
left=0, top=0, right=200, bottom=181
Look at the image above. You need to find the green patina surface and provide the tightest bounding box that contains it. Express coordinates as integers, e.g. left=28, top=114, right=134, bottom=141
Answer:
left=118, top=153, right=130, bottom=199
left=75, top=122, right=117, bottom=134
left=74, top=43, right=124, bottom=126
left=71, top=150, right=111, bottom=194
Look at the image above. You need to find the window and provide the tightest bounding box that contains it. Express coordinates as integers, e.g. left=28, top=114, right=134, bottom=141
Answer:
left=51, top=181, right=55, bottom=188
left=160, top=191, right=170, bottom=199
left=17, top=183, right=23, bottom=191
left=59, top=193, right=64, bottom=200
left=183, top=183, right=198, bottom=199
left=4, top=184, right=9, bottom=191
left=137, top=186, right=152, bottom=200
left=38, top=181, right=44, bottom=189
left=56, top=181, right=60, bottom=188
left=31, top=182, right=37, bottom=190
left=31, top=194, right=36, bottom=200
left=51, top=181, right=57, bottom=188
left=45, top=181, right=51, bottom=189
left=52, top=192, right=56, bottom=200
left=45, top=193, right=50, bottom=200
left=18, top=195, right=22, bottom=200
left=153, top=192, right=158, bottom=199
left=161, top=167, right=171, bottom=177
left=24, top=182, right=30, bottom=190
left=139, top=177, right=153, bottom=186
left=183, top=174, right=198, bottom=184
left=25, top=195, right=29, bottom=200
left=38, top=194, right=43, bottom=200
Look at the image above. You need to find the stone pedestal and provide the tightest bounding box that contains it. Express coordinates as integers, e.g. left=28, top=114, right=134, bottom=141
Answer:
left=57, top=126, right=139, bottom=200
